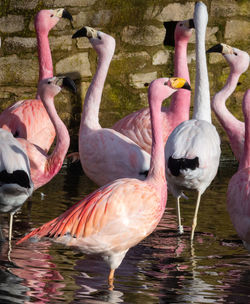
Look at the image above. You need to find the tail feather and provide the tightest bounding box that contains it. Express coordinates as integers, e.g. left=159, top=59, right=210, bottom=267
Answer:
left=168, top=156, right=199, bottom=176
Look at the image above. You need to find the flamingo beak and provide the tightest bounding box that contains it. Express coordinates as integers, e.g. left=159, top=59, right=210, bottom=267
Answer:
left=62, top=9, right=73, bottom=22
left=188, top=19, right=195, bottom=28
left=56, top=76, right=77, bottom=94
left=206, top=44, right=223, bottom=54
left=169, top=77, right=191, bottom=91
left=72, top=26, right=99, bottom=39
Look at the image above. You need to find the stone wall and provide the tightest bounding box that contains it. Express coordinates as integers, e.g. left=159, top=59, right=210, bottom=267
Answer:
left=0, top=0, right=249, bottom=159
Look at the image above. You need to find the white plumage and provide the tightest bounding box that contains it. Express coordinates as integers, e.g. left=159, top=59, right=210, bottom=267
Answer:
left=0, top=128, right=33, bottom=242
left=165, top=2, right=221, bottom=240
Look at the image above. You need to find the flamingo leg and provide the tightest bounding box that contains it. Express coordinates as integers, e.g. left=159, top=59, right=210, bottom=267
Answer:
left=8, top=212, right=14, bottom=243
left=191, top=191, right=201, bottom=241
left=176, top=196, right=184, bottom=234
left=8, top=213, right=14, bottom=261
left=108, top=269, right=115, bottom=290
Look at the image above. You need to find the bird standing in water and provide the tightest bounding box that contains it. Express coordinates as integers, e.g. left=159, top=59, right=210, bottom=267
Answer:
left=0, top=9, right=73, bottom=153
left=112, top=19, right=194, bottom=154
left=207, top=43, right=250, bottom=161
left=0, top=128, right=33, bottom=244
left=165, top=2, right=221, bottom=240
left=17, top=76, right=191, bottom=289
left=227, top=89, right=250, bottom=251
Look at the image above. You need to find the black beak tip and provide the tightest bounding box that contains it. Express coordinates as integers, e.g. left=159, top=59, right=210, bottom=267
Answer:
left=189, top=19, right=195, bottom=29
left=206, top=44, right=223, bottom=54
left=72, top=27, right=87, bottom=39
left=62, top=9, right=73, bottom=22
left=183, top=82, right=192, bottom=91
left=62, top=77, right=77, bottom=94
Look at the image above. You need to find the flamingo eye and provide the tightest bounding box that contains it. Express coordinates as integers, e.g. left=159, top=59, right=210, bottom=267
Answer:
left=50, top=14, right=54, bottom=17
left=164, top=82, right=168, bottom=86
left=48, top=81, right=51, bottom=84
left=234, top=52, right=238, bottom=56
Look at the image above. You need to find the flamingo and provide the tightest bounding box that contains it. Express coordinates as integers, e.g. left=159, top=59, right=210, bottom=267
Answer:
left=111, top=19, right=194, bottom=154
left=0, top=128, right=33, bottom=243
left=72, top=26, right=151, bottom=186
left=15, top=75, right=76, bottom=190
left=0, top=9, right=73, bottom=153
left=165, top=1, right=221, bottom=240
left=16, top=76, right=191, bottom=288
left=227, top=89, right=250, bottom=250
left=207, top=43, right=250, bottom=161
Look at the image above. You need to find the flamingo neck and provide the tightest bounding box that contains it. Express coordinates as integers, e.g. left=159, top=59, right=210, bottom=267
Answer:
left=169, top=38, right=191, bottom=121
left=212, top=70, right=241, bottom=126
left=81, top=52, right=112, bottom=130
left=147, top=93, right=166, bottom=183
left=36, top=30, right=53, bottom=99
left=42, top=96, right=70, bottom=171
left=239, top=90, right=250, bottom=169
left=193, top=13, right=211, bottom=122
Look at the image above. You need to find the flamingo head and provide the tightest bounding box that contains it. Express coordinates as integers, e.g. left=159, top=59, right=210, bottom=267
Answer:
left=38, top=76, right=77, bottom=101
left=72, top=26, right=116, bottom=59
left=175, top=19, right=194, bottom=42
left=35, top=8, right=73, bottom=33
left=207, top=43, right=250, bottom=75
left=163, top=19, right=194, bottom=46
left=148, top=77, right=191, bottom=104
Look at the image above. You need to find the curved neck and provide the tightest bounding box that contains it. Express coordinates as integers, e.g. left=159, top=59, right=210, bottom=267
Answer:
left=193, top=18, right=211, bottom=122
left=43, top=96, right=70, bottom=170
left=81, top=53, right=112, bottom=130
left=169, top=39, right=191, bottom=120
left=147, top=93, right=166, bottom=182
left=212, top=70, right=242, bottom=129
left=36, top=30, right=53, bottom=99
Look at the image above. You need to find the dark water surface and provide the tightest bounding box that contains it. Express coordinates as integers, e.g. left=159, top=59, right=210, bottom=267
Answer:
left=0, top=163, right=249, bottom=304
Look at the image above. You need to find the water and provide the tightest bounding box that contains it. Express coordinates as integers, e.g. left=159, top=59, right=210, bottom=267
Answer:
left=0, top=162, right=249, bottom=304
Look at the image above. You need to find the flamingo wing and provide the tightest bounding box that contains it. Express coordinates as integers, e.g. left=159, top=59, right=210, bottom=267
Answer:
left=17, top=179, right=164, bottom=254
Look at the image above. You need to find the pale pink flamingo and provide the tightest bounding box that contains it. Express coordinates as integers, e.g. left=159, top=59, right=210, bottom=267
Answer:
left=165, top=2, right=221, bottom=240
left=0, top=128, right=33, bottom=244
left=17, top=76, right=191, bottom=288
left=207, top=43, right=250, bottom=161
left=227, top=89, right=250, bottom=250
left=111, top=19, right=194, bottom=154
left=72, top=26, right=151, bottom=186
left=0, top=9, right=72, bottom=153
left=17, top=75, right=76, bottom=190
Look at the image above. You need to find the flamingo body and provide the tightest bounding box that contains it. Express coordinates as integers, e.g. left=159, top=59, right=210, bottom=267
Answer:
left=227, top=90, right=250, bottom=250
left=0, top=129, right=33, bottom=214
left=112, top=19, right=193, bottom=154
left=166, top=119, right=220, bottom=197
left=17, top=76, right=191, bottom=286
left=0, top=9, right=72, bottom=153
left=73, top=27, right=151, bottom=186
left=0, top=99, right=54, bottom=153
left=18, top=178, right=166, bottom=269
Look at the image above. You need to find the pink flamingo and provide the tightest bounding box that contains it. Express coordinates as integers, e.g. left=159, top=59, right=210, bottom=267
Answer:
left=111, top=19, right=194, bottom=154
left=17, top=75, right=76, bottom=190
left=72, top=26, right=151, bottom=186
left=0, top=9, right=72, bottom=153
left=17, top=76, right=191, bottom=289
left=227, top=89, right=250, bottom=250
left=207, top=43, right=250, bottom=161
